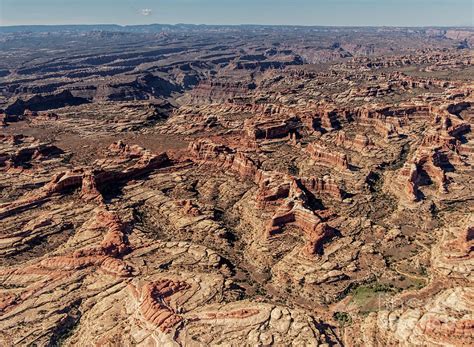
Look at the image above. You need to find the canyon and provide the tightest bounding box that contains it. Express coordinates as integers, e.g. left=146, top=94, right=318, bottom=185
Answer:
left=0, top=25, right=473, bottom=346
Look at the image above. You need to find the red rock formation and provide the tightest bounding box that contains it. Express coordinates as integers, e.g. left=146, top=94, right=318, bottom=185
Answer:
left=265, top=180, right=336, bottom=256
left=0, top=169, right=83, bottom=218
left=299, top=176, right=344, bottom=201
left=420, top=154, right=448, bottom=193
left=335, top=131, right=374, bottom=152
left=95, top=210, right=130, bottom=256
left=244, top=116, right=300, bottom=142
left=431, top=103, right=471, bottom=139
left=421, top=318, right=474, bottom=345
left=266, top=199, right=335, bottom=257
left=394, top=149, right=450, bottom=202
left=0, top=134, right=63, bottom=169
left=187, top=140, right=291, bottom=213
left=39, top=255, right=132, bottom=277
left=189, top=140, right=234, bottom=162
left=300, top=103, right=348, bottom=132
left=307, top=142, right=349, bottom=170
left=136, top=280, right=190, bottom=332
left=421, top=130, right=460, bottom=152
left=94, top=144, right=169, bottom=188
left=0, top=142, right=169, bottom=217
left=347, top=104, right=412, bottom=139
left=255, top=178, right=291, bottom=208
left=0, top=294, right=18, bottom=314
left=189, top=140, right=259, bottom=180
left=266, top=201, right=299, bottom=236
left=80, top=170, right=103, bottom=203
left=301, top=101, right=433, bottom=139
left=38, top=209, right=132, bottom=277
left=303, top=223, right=336, bottom=256
left=190, top=140, right=344, bottom=215
left=176, top=199, right=201, bottom=216
left=108, top=140, right=144, bottom=158
left=443, top=225, right=474, bottom=260
left=405, top=164, right=420, bottom=202
left=99, top=257, right=133, bottom=277
left=189, top=140, right=340, bottom=256
left=43, top=170, right=84, bottom=195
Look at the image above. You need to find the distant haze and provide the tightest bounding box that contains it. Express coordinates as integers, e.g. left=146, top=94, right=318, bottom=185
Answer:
left=1, top=0, right=473, bottom=27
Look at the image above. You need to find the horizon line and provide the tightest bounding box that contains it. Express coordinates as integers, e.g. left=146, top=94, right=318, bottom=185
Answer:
left=1, top=22, right=473, bottom=29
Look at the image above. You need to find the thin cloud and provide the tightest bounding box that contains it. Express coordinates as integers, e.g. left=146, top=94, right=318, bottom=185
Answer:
left=141, top=8, right=152, bottom=16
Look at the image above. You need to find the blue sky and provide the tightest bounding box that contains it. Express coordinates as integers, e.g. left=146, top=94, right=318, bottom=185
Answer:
left=1, top=0, right=473, bottom=26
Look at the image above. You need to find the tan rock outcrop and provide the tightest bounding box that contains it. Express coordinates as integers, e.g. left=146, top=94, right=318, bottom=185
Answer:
left=0, top=142, right=170, bottom=218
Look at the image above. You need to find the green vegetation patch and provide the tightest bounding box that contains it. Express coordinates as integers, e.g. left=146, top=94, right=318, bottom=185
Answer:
left=351, top=282, right=401, bottom=314
left=333, top=311, right=352, bottom=327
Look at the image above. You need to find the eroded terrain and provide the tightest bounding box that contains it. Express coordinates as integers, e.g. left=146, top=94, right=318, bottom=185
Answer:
left=0, top=25, right=473, bottom=346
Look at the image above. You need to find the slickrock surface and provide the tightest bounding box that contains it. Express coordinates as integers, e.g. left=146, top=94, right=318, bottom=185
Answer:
left=0, top=25, right=473, bottom=346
